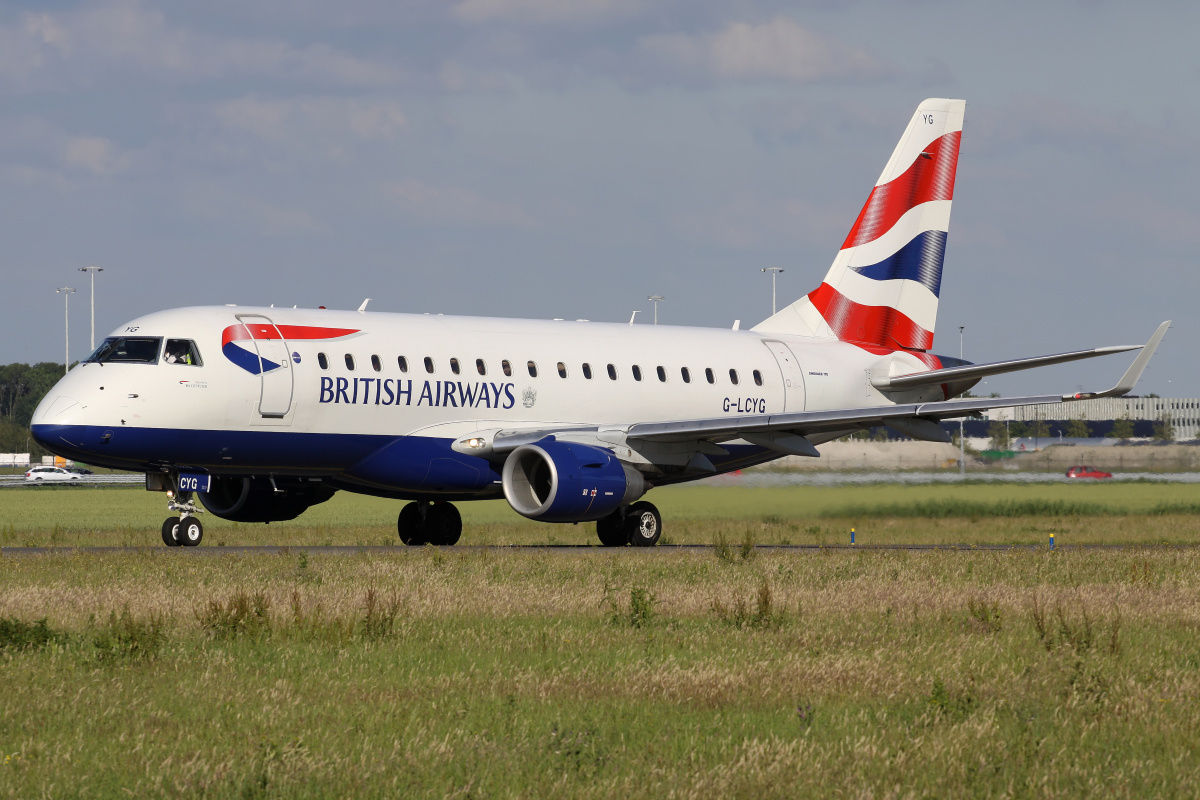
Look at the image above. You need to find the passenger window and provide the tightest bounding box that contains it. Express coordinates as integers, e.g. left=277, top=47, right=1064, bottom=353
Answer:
left=753, top=369, right=763, bottom=386
left=345, top=354, right=355, bottom=370
left=632, top=365, right=642, bottom=382
left=318, top=353, right=329, bottom=370
left=502, top=360, right=513, bottom=377
left=656, top=366, right=666, bottom=382
left=705, top=368, right=715, bottom=384
left=424, top=357, right=434, bottom=373
left=729, top=369, right=739, bottom=385
left=607, top=364, right=617, bottom=380
left=450, top=358, right=461, bottom=375
left=163, top=339, right=203, bottom=366
left=582, top=363, right=593, bottom=380
left=397, top=356, right=408, bottom=373
left=476, top=359, right=487, bottom=376
left=528, top=361, right=538, bottom=378
left=681, top=367, right=691, bottom=383
left=557, top=362, right=567, bottom=378
left=371, top=355, right=382, bottom=372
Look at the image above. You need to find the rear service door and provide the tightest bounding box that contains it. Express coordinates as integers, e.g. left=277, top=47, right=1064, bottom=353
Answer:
left=236, top=315, right=294, bottom=417
left=763, top=341, right=807, bottom=412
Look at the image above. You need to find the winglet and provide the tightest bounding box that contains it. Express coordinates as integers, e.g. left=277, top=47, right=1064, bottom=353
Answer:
left=1065, top=321, right=1170, bottom=401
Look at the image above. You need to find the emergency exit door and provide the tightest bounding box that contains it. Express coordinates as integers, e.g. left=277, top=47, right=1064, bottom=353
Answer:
left=236, top=314, right=294, bottom=417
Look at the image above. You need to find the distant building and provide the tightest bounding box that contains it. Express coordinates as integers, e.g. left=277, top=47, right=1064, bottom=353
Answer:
left=984, top=397, right=1200, bottom=441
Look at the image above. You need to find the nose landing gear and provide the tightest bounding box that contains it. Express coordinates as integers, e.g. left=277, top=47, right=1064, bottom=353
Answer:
left=162, top=486, right=204, bottom=547
left=397, top=501, right=462, bottom=546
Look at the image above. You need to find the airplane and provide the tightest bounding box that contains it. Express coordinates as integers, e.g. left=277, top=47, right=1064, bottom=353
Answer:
left=29, top=98, right=1169, bottom=548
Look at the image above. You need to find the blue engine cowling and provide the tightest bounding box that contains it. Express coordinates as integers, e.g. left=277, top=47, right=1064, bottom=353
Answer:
left=501, top=439, right=646, bottom=522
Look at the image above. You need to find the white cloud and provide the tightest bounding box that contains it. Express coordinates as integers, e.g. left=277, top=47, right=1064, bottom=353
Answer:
left=0, top=1, right=401, bottom=92
left=182, top=182, right=329, bottom=237
left=453, top=0, right=643, bottom=24
left=61, top=136, right=130, bottom=175
left=214, top=96, right=407, bottom=141
left=640, top=17, right=892, bottom=84
left=384, top=179, right=536, bottom=228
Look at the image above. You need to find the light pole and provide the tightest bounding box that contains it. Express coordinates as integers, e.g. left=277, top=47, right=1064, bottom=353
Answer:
left=958, top=326, right=965, bottom=476
left=761, top=267, right=784, bottom=315
left=647, top=296, right=664, bottom=325
left=57, top=287, right=76, bottom=375
left=78, top=266, right=103, bottom=352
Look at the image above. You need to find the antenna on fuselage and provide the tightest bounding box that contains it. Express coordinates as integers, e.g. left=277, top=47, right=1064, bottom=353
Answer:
left=358, top=298, right=371, bottom=312
left=629, top=310, right=641, bottom=325
left=732, top=320, right=741, bottom=330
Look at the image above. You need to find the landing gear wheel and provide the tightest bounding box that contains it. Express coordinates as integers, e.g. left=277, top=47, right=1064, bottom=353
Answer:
left=178, top=517, right=203, bottom=546
left=596, top=512, right=627, bottom=547
left=427, top=502, right=462, bottom=546
left=625, top=501, right=662, bottom=547
left=398, top=502, right=426, bottom=546
left=161, top=517, right=181, bottom=547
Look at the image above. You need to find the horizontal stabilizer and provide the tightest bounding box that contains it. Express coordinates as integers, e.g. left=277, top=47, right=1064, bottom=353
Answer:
left=873, top=345, right=1140, bottom=392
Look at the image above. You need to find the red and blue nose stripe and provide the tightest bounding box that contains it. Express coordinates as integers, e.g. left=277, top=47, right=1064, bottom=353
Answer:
left=222, top=324, right=359, bottom=375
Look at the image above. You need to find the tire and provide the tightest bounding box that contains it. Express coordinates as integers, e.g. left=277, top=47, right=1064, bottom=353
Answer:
left=179, top=517, right=203, bottom=546
left=161, top=517, right=181, bottom=547
left=596, top=512, right=627, bottom=547
left=397, top=502, right=426, bottom=546
left=625, top=501, right=662, bottom=547
left=427, top=502, right=462, bottom=546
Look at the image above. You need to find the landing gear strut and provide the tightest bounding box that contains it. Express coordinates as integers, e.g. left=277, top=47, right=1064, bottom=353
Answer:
left=397, top=501, right=462, bottom=546
left=595, top=501, right=662, bottom=547
left=162, top=485, right=204, bottom=547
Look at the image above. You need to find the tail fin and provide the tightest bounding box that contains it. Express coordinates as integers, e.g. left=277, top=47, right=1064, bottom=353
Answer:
left=752, top=98, right=965, bottom=351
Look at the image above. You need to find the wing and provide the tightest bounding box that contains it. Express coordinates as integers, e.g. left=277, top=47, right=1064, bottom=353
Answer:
left=452, top=321, right=1169, bottom=469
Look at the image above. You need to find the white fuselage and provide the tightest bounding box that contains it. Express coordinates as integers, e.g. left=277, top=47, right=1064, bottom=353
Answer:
left=31, top=305, right=945, bottom=493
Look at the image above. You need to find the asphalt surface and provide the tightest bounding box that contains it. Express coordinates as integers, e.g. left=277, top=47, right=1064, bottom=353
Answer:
left=2, top=543, right=1191, bottom=556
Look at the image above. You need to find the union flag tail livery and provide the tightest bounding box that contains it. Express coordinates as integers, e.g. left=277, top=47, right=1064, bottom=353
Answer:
left=28, top=96, right=1167, bottom=550
left=754, top=98, right=964, bottom=352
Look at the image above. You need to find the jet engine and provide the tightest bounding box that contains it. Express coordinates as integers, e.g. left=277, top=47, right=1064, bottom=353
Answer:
left=198, top=476, right=336, bottom=523
left=501, top=439, right=645, bottom=522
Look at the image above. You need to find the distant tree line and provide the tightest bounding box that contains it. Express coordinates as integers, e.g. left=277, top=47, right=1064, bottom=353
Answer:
left=0, top=362, right=72, bottom=457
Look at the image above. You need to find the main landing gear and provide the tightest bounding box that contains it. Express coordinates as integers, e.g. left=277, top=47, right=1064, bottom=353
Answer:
left=397, top=501, right=462, bottom=546
left=595, top=501, right=662, bottom=547
left=162, top=487, right=203, bottom=547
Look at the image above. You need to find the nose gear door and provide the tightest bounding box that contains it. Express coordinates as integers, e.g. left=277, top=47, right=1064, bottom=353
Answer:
left=763, top=340, right=807, bottom=413
left=235, top=315, right=294, bottom=417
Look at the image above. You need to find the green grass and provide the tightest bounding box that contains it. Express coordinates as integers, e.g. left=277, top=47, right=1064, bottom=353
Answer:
left=1, top=548, right=1199, bottom=797
left=3, top=481, right=1200, bottom=547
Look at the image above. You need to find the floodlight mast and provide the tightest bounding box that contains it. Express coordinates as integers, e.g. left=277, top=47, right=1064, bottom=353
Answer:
left=78, top=266, right=104, bottom=351
left=761, top=267, right=784, bottom=315
left=56, top=287, right=76, bottom=375
left=647, top=296, right=664, bottom=325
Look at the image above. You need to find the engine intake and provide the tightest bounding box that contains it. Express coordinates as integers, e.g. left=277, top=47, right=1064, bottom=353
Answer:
left=502, top=440, right=645, bottom=522
left=198, top=476, right=336, bottom=523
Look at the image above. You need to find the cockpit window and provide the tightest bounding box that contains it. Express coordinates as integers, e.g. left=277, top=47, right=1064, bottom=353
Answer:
left=85, top=337, right=163, bottom=364
left=164, top=339, right=203, bottom=366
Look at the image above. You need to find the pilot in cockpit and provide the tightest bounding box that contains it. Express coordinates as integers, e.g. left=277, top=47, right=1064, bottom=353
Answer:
left=164, top=339, right=201, bottom=365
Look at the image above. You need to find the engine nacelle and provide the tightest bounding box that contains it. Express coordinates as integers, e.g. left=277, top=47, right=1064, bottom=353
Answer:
left=198, top=476, right=336, bottom=523
left=501, top=440, right=645, bottom=522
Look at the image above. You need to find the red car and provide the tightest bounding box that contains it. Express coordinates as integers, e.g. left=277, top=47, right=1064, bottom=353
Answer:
left=1066, top=465, right=1112, bottom=479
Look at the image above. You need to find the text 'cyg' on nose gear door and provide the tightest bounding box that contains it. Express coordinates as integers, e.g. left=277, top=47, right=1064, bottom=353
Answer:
left=236, top=315, right=294, bottom=417
left=763, top=341, right=807, bottom=413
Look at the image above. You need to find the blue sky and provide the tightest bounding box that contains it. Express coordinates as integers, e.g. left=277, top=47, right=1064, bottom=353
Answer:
left=1, top=0, right=1196, bottom=397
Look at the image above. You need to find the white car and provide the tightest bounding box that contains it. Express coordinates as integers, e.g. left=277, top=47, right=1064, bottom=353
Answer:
left=24, top=466, right=82, bottom=482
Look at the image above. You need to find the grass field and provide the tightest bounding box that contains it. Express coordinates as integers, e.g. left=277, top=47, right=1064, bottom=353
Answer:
left=2, top=547, right=1199, bottom=797
left=2, top=481, right=1199, bottom=547
left=3, top=482, right=1199, bottom=796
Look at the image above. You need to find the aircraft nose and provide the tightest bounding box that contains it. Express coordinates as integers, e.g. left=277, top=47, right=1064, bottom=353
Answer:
left=32, top=394, right=84, bottom=426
